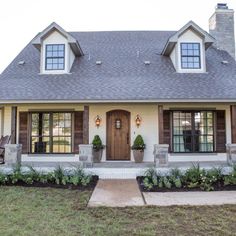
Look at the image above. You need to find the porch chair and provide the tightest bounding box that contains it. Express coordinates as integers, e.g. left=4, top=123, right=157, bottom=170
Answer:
left=0, top=135, right=11, bottom=164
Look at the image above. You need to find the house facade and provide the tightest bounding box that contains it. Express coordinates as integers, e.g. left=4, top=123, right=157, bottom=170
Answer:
left=0, top=4, right=236, bottom=163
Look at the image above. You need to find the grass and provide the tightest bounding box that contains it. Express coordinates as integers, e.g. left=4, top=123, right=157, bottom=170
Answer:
left=0, top=187, right=235, bottom=236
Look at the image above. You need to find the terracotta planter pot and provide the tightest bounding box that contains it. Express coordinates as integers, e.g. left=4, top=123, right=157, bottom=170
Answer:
left=93, top=149, right=103, bottom=163
left=133, top=149, right=144, bottom=163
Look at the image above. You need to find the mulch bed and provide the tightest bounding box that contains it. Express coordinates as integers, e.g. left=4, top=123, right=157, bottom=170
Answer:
left=1, top=176, right=99, bottom=191
left=137, top=176, right=236, bottom=192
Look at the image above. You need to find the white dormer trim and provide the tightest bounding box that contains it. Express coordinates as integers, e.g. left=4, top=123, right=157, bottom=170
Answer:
left=32, top=22, right=83, bottom=56
left=162, top=21, right=215, bottom=73
left=40, top=31, right=75, bottom=74
left=162, top=21, right=215, bottom=56
left=32, top=22, right=83, bottom=74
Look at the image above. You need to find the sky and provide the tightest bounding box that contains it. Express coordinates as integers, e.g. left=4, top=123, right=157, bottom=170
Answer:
left=0, top=0, right=235, bottom=73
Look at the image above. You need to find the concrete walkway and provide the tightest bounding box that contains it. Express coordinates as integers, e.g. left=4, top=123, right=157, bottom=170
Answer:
left=88, top=179, right=236, bottom=207
left=88, top=179, right=145, bottom=207
left=143, top=191, right=236, bottom=206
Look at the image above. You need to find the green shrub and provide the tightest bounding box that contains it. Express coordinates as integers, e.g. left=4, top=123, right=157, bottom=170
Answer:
left=169, top=168, right=182, bottom=188
left=170, top=168, right=182, bottom=179
left=173, top=178, right=182, bottom=188
left=92, top=135, right=104, bottom=151
left=53, top=166, right=64, bottom=185
left=0, top=165, right=93, bottom=187
left=0, top=171, right=7, bottom=185
left=158, top=179, right=163, bottom=188
left=143, top=177, right=154, bottom=190
left=81, top=176, right=92, bottom=186
left=142, top=165, right=236, bottom=192
left=183, top=164, right=204, bottom=188
left=144, top=168, right=157, bottom=179
left=224, top=165, right=236, bottom=186
left=38, top=173, right=49, bottom=184
left=10, top=164, right=22, bottom=184
left=69, top=167, right=92, bottom=186
left=131, top=135, right=145, bottom=150
left=163, top=177, right=172, bottom=189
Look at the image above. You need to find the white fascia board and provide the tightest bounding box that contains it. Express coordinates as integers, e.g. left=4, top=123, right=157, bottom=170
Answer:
left=0, top=99, right=236, bottom=104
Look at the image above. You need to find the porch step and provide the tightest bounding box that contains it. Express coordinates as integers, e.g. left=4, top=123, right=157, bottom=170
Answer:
left=84, top=168, right=149, bottom=179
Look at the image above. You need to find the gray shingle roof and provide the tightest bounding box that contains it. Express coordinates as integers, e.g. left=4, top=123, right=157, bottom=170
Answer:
left=1, top=30, right=236, bottom=102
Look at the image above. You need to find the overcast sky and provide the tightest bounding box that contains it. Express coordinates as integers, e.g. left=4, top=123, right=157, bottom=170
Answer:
left=0, top=0, right=235, bottom=73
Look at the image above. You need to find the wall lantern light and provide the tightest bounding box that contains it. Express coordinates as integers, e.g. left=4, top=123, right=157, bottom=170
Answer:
left=135, top=114, right=142, bottom=128
left=95, top=115, right=101, bottom=128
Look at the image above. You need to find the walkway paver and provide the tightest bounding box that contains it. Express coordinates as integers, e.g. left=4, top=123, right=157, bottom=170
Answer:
left=143, top=191, right=236, bottom=206
left=88, top=179, right=145, bottom=207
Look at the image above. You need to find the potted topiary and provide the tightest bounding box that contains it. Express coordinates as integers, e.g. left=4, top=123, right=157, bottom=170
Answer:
left=131, top=135, right=146, bottom=163
left=92, top=135, right=104, bottom=163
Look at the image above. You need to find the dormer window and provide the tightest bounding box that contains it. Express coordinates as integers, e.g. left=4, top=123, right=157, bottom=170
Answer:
left=32, top=22, right=83, bottom=74
left=162, top=21, right=215, bottom=73
left=181, top=43, right=201, bottom=69
left=45, top=44, right=65, bottom=70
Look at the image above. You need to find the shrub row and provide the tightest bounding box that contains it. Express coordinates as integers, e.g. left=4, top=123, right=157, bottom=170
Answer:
left=142, top=164, right=236, bottom=191
left=0, top=165, right=93, bottom=187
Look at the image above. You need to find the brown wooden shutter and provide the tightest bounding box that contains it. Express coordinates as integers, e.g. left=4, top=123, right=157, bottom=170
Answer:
left=215, top=110, right=226, bottom=153
left=19, top=112, right=29, bottom=154
left=11, top=106, right=17, bottom=144
left=231, top=105, right=236, bottom=143
left=163, top=110, right=171, bottom=152
left=74, top=111, right=83, bottom=153
left=83, top=106, right=89, bottom=144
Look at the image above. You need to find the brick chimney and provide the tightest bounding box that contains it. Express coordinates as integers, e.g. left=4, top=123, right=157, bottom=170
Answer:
left=209, top=3, right=235, bottom=59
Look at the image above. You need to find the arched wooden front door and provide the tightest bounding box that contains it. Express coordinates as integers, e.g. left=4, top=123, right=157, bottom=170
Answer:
left=106, top=110, right=130, bottom=160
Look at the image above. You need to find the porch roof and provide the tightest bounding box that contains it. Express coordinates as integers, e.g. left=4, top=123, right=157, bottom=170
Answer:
left=1, top=31, right=236, bottom=102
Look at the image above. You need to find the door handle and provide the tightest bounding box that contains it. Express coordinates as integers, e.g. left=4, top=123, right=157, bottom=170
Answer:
left=127, top=133, right=129, bottom=144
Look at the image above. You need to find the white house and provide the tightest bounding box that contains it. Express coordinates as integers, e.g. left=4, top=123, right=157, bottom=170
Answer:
left=0, top=3, right=236, bottom=167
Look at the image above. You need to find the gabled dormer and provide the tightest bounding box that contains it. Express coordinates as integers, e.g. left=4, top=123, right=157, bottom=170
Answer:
left=162, top=21, right=215, bottom=73
left=32, top=22, right=83, bottom=74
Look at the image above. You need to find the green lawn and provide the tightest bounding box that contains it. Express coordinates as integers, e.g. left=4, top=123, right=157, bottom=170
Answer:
left=0, top=187, right=235, bottom=236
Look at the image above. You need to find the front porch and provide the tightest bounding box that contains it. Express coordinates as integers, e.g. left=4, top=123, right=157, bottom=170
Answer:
left=0, top=102, right=236, bottom=169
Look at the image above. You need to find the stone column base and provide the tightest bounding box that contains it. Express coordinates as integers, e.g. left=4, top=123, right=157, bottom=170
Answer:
left=226, top=143, right=236, bottom=165
left=79, top=144, right=93, bottom=168
left=154, top=144, right=169, bottom=167
left=4, top=144, right=22, bottom=165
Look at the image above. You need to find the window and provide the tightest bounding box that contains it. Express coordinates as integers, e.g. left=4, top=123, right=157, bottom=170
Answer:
left=181, top=43, right=201, bottom=69
left=173, top=111, right=214, bottom=153
left=45, top=44, right=65, bottom=70
left=31, top=112, right=72, bottom=153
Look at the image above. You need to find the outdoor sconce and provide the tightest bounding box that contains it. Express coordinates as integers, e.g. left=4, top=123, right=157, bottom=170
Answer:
left=95, top=115, right=101, bottom=128
left=135, top=114, right=142, bottom=128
